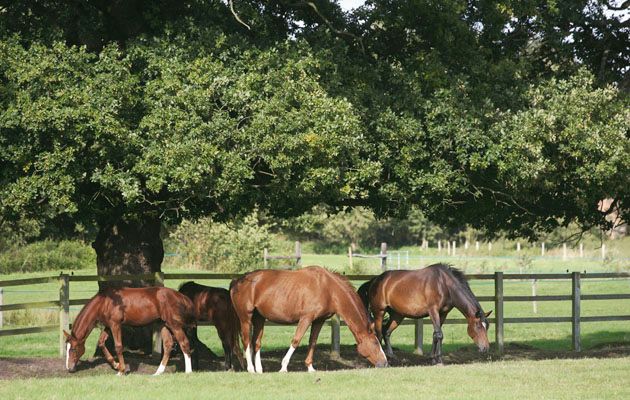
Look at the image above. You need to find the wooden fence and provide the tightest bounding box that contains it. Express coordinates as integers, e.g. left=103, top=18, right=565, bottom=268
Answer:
left=1, top=271, right=629, bottom=358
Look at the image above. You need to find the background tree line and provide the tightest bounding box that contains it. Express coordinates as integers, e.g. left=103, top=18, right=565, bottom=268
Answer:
left=0, top=0, right=628, bottom=277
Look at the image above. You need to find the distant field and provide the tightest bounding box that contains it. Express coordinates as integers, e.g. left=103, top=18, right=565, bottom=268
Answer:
left=1, top=357, right=629, bottom=399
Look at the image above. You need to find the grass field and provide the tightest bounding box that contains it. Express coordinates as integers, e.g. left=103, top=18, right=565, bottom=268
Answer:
left=1, top=357, right=629, bottom=399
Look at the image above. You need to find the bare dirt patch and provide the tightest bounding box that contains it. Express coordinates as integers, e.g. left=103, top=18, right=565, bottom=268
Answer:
left=2, top=343, right=630, bottom=380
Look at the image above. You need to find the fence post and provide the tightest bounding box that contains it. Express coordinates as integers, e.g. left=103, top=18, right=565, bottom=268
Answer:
left=380, top=242, right=387, bottom=271
left=494, top=271, right=504, bottom=354
left=0, top=287, right=3, bottom=329
left=601, top=244, right=606, bottom=260
left=59, top=274, right=70, bottom=358
left=541, top=242, right=545, bottom=256
left=152, top=272, right=166, bottom=357
left=331, top=315, right=341, bottom=357
left=414, top=318, right=423, bottom=355
left=348, top=246, right=354, bottom=269
left=295, top=241, right=302, bottom=267
left=263, top=248, right=268, bottom=268
left=572, top=272, right=581, bottom=352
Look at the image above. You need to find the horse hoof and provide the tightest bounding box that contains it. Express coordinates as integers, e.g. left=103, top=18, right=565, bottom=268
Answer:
left=307, top=365, right=316, bottom=373
left=279, top=368, right=288, bottom=373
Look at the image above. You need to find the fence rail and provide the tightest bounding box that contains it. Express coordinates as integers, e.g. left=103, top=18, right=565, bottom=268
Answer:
left=1, top=271, right=629, bottom=357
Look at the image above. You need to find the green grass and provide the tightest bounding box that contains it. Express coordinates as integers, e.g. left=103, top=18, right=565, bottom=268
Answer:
left=1, top=357, right=629, bottom=399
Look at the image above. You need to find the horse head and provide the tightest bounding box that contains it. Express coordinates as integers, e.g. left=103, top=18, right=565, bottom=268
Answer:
left=467, top=310, right=492, bottom=352
left=63, top=330, right=86, bottom=372
left=356, top=330, right=388, bottom=368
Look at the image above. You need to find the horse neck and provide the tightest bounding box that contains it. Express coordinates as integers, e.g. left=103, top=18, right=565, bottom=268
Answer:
left=72, top=296, right=100, bottom=342
left=448, top=278, right=480, bottom=319
left=332, top=281, right=371, bottom=342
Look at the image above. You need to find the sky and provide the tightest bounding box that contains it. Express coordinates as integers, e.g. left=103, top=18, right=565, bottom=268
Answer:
left=339, top=0, right=365, bottom=11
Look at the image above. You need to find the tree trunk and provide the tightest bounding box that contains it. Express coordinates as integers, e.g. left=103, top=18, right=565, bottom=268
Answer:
left=91, top=215, right=164, bottom=355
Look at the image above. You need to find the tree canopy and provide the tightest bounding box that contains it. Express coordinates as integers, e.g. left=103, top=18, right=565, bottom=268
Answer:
left=1, top=0, right=628, bottom=243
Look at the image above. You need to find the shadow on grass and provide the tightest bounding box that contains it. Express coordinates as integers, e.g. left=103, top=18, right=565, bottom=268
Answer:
left=1, top=331, right=629, bottom=379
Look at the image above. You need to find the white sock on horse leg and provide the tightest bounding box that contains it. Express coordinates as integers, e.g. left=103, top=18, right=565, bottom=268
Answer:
left=152, top=363, right=166, bottom=376
left=184, top=353, right=192, bottom=373
left=307, top=364, right=316, bottom=373
left=245, top=345, right=255, bottom=373
left=255, top=349, right=263, bottom=374
left=280, top=346, right=296, bottom=372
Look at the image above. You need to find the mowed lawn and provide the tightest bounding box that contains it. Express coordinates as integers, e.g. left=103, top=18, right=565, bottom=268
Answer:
left=1, top=357, right=629, bottom=400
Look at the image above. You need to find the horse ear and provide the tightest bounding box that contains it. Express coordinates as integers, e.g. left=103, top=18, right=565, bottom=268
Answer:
left=63, top=330, right=71, bottom=339
left=485, top=310, right=493, bottom=318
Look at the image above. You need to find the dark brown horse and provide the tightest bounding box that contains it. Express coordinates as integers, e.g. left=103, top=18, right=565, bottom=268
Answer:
left=230, top=266, right=388, bottom=373
left=178, top=281, right=245, bottom=370
left=358, top=264, right=492, bottom=364
left=64, top=287, right=196, bottom=375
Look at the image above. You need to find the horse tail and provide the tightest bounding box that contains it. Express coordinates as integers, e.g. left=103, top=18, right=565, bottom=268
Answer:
left=357, top=278, right=374, bottom=313
left=226, top=298, right=245, bottom=369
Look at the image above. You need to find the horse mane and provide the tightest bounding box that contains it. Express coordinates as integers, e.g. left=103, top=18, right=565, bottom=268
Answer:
left=322, top=269, right=371, bottom=328
left=434, top=263, right=482, bottom=312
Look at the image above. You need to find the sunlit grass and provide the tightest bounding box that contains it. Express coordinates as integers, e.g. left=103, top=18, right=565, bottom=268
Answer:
left=1, top=357, right=629, bottom=400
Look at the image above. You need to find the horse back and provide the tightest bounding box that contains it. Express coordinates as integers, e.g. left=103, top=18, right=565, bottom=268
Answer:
left=179, top=281, right=231, bottom=322
left=102, top=287, right=195, bottom=328
left=370, top=268, right=449, bottom=318
left=230, top=267, right=334, bottom=323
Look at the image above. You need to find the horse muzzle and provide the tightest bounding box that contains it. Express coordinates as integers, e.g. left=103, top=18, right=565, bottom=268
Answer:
left=67, top=365, right=77, bottom=373
left=375, top=360, right=388, bottom=368
left=478, top=344, right=490, bottom=353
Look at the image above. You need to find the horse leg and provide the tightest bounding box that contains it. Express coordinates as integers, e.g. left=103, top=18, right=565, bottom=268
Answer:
left=429, top=309, right=444, bottom=365
left=304, top=319, right=325, bottom=372
left=97, top=329, right=118, bottom=370
left=373, top=309, right=386, bottom=344
left=110, top=324, right=127, bottom=375
left=188, top=326, right=201, bottom=371
left=252, top=312, right=266, bottom=374
left=383, top=311, right=404, bottom=358
left=171, top=327, right=193, bottom=373
left=279, top=317, right=312, bottom=372
left=153, top=326, right=174, bottom=376
left=216, top=322, right=232, bottom=371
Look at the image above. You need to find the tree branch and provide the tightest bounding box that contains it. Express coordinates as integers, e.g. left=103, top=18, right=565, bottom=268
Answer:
left=297, top=1, right=365, bottom=53
left=229, top=0, right=250, bottom=30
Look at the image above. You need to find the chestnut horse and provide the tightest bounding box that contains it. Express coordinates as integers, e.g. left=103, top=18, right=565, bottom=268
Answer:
left=178, top=281, right=245, bottom=370
left=230, top=266, right=388, bottom=373
left=358, top=264, right=492, bottom=364
left=64, top=287, right=196, bottom=375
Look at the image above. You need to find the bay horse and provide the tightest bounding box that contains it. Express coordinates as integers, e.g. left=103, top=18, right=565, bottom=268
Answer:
left=63, top=287, right=196, bottom=375
left=230, top=266, right=388, bottom=373
left=178, top=281, right=245, bottom=370
left=358, top=264, right=492, bottom=364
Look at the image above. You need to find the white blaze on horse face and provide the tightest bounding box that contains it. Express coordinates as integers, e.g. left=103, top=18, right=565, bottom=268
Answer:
left=379, top=342, right=387, bottom=361
left=482, top=321, right=488, bottom=331
left=65, top=343, right=71, bottom=370
left=280, top=346, right=296, bottom=372
left=255, top=349, right=263, bottom=374
left=245, top=345, right=255, bottom=373
left=183, top=353, right=192, bottom=373
left=153, top=363, right=166, bottom=376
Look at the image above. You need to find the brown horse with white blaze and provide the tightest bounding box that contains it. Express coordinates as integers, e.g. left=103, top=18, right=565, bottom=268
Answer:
left=359, top=264, right=492, bottom=364
left=178, top=281, right=245, bottom=370
left=230, top=266, right=388, bottom=373
left=64, top=287, right=196, bottom=375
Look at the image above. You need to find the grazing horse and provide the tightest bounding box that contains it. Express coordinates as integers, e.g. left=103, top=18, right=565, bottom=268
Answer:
left=230, top=266, right=388, bottom=373
left=63, top=287, right=196, bottom=375
left=178, top=281, right=245, bottom=370
left=358, top=264, right=492, bottom=364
